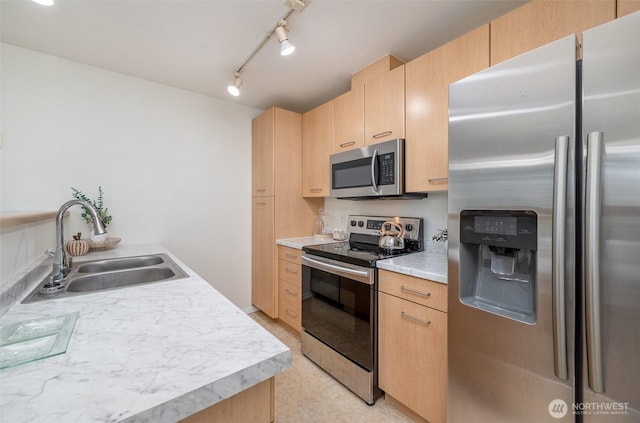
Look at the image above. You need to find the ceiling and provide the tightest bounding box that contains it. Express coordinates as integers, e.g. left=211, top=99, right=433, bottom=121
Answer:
left=1, top=0, right=526, bottom=113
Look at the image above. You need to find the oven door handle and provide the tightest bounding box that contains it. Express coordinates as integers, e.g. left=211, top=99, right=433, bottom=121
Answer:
left=301, top=255, right=373, bottom=283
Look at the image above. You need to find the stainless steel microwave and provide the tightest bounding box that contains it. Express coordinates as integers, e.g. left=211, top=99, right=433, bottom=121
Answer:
left=330, top=138, right=422, bottom=199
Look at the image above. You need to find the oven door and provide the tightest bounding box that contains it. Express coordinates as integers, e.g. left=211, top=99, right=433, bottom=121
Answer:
left=301, top=254, right=376, bottom=370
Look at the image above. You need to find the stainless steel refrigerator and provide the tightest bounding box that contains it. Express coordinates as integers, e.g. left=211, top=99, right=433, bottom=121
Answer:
left=447, top=12, right=639, bottom=423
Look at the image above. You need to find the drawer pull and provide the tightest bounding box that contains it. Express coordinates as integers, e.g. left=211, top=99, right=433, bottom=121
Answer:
left=255, top=202, right=266, bottom=205
left=340, top=141, right=356, bottom=147
left=285, top=267, right=298, bottom=274
left=285, top=288, right=298, bottom=296
left=256, top=189, right=267, bottom=192
left=428, top=178, right=448, bottom=183
left=372, top=130, right=392, bottom=139
left=285, top=253, right=298, bottom=259
left=310, top=188, right=323, bottom=192
left=285, top=309, right=298, bottom=318
left=401, top=312, right=431, bottom=326
left=401, top=285, right=431, bottom=297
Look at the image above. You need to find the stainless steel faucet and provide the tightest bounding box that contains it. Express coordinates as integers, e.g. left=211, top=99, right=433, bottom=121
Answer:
left=49, top=199, right=107, bottom=285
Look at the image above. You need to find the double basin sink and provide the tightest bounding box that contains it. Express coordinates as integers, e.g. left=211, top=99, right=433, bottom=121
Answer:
left=22, top=254, right=189, bottom=303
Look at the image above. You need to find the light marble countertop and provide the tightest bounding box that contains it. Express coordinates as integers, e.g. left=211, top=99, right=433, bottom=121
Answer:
left=276, top=236, right=340, bottom=250
left=377, top=251, right=448, bottom=284
left=0, top=243, right=290, bottom=423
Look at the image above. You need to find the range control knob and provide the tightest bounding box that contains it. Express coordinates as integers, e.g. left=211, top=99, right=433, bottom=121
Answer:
left=350, top=220, right=357, bottom=227
left=405, top=224, right=414, bottom=232
left=358, top=221, right=365, bottom=227
left=384, top=223, right=392, bottom=231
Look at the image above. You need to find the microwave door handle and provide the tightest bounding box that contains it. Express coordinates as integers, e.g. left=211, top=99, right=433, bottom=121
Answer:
left=370, top=149, right=379, bottom=192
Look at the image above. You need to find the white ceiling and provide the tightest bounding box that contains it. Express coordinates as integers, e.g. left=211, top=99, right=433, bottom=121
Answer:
left=1, top=0, right=526, bottom=113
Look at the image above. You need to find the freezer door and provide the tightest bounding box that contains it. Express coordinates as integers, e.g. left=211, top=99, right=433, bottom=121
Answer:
left=582, top=11, right=640, bottom=423
left=448, top=36, right=577, bottom=422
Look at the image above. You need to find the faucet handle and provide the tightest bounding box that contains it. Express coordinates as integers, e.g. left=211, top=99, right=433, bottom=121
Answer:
left=45, top=249, right=55, bottom=258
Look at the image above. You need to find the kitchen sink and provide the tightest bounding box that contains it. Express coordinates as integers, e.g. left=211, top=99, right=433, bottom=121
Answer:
left=21, top=254, right=189, bottom=303
left=76, top=255, right=164, bottom=273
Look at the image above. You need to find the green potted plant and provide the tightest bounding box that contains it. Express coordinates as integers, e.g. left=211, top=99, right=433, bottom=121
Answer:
left=71, top=186, right=112, bottom=246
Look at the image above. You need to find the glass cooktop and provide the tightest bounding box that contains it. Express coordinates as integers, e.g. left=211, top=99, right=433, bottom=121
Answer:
left=302, top=241, right=417, bottom=267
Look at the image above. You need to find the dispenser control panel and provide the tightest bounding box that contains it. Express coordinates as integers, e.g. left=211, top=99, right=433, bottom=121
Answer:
left=460, top=210, right=537, bottom=250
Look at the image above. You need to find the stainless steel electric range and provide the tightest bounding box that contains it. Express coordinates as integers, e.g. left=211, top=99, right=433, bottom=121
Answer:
left=300, top=215, right=423, bottom=404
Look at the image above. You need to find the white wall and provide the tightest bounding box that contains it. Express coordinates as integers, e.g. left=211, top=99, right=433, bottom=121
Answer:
left=0, top=43, right=262, bottom=310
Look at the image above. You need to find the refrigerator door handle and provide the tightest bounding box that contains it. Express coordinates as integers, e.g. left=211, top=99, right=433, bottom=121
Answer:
left=552, top=135, right=570, bottom=380
left=585, top=131, right=605, bottom=393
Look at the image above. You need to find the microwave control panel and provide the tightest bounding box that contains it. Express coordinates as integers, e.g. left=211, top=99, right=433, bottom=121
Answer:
left=379, top=153, right=395, bottom=185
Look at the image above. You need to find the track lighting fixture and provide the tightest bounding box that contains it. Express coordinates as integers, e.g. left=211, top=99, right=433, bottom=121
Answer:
left=227, top=72, right=242, bottom=97
left=276, top=21, right=295, bottom=56
left=226, top=0, right=309, bottom=97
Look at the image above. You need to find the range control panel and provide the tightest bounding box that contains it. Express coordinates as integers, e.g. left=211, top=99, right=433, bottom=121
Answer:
left=348, top=215, right=423, bottom=240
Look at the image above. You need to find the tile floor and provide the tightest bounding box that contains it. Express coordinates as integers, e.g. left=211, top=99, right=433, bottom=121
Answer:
left=250, top=311, right=417, bottom=423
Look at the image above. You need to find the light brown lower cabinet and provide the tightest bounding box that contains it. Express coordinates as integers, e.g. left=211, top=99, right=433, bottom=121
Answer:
left=378, top=270, right=447, bottom=423
left=180, top=378, right=274, bottom=423
left=277, top=245, right=302, bottom=332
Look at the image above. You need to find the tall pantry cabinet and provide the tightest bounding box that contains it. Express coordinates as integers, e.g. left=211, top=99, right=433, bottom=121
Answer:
left=251, top=107, right=321, bottom=318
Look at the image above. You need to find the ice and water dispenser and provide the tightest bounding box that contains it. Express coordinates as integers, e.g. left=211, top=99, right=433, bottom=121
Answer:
left=458, top=210, right=537, bottom=324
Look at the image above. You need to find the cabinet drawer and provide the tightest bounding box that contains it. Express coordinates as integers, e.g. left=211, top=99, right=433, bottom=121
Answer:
left=278, top=259, right=301, bottom=285
left=379, top=269, right=447, bottom=312
left=278, top=281, right=301, bottom=332
left=278, top=246, right=302, bottom=265
left=279, top=279, right=301, bottom=305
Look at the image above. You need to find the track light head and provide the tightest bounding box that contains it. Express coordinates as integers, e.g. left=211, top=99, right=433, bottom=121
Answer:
left=227, top=73, right=242, bottom=96
left=276, top=22, right=295, bottom=56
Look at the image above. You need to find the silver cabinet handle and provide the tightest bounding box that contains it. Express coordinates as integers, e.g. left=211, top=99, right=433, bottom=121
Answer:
left=285, top=267, right=298, bottom=274
left=255, top=189, right=267, bottom=192
left=428, top=178, right=448, bottom=182
left=255, top=202, right=266, bottom=205
left=285, top=288, right=297, bottom=296
left=284, top=253, right=298, bottom=259
left=370, top=149, right=379, bottom=193
left=340, top=141, right=356, bottom=148
left=401, top=312, right=431, bottom=326
left=372, top=131, right=392, bottom=139
left=552, top=135, right=569, bottom=380
left=585, top=131, right=604, bottom=393
left=401, top=285, right=431, bottom=297
left=285, top=309, right=297, bottom=318
left=310, top=188, right=323, bottom=192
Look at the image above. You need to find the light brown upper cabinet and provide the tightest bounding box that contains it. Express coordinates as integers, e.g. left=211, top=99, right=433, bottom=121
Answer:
left=617, top=0, right=640, bottom=16
left=251, top=109, right=275, bottom=197
left=364, top=65, right=405, bottom=144
left=405, top=25, right=489, bottom=193
left=333, top=85, right=364, bottom=153
left=302, top=100, right=334, bottom=197
left=490, top=0, right=615, bottom=65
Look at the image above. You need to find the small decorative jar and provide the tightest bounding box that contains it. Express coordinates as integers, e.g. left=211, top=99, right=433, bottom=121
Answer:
left=67, top=232, right=90, bottom=256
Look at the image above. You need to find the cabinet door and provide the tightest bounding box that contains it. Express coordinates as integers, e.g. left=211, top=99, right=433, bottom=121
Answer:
left=251, top=197, right=275, bottom=317
left=333, top=86, right=364, bottom=153
left=490, top=0, right=615, bottom=65
left=302, top=100, right=333, bottom=197
left=252, top=108, right=274, bottom=197
left=378, top=292, right=447, bottom=423
left=405, top=25, right=489, bottom=193
left=364, top=65, right=405, bottom=144
left=617, top=0, right=640, bottom=17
